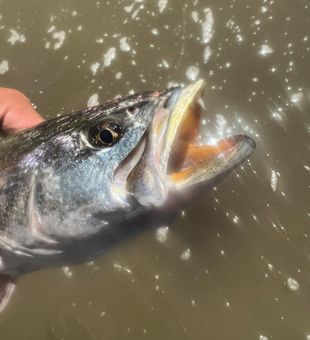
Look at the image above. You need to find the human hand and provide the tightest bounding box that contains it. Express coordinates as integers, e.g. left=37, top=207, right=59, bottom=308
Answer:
left=0, top=88, right=44, bottom=133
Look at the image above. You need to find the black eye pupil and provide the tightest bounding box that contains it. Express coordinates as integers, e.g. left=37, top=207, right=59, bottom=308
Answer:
left=89, top=120, right=122, bottom=148
left=99, top=129, right=114, bottom=145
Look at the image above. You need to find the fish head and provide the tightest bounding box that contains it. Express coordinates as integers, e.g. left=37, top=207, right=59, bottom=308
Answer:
left=19, top=91, right=165, bottom=241
left=7, top=81, right=255, bottom=245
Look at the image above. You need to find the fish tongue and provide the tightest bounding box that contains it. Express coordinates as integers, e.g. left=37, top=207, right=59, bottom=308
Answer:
left=0, top=274, right=16, bottom=313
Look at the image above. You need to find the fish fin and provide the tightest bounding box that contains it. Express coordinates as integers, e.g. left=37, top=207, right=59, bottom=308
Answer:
left=0, top=274, right=16, bottom=313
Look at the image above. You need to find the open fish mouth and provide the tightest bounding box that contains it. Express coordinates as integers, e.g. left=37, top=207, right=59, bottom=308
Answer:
left=121, top=80, right=255, bottom=207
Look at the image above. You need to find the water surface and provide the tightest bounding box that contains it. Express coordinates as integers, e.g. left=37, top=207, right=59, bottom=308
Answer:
left=0, top=0, right=309, bottom=339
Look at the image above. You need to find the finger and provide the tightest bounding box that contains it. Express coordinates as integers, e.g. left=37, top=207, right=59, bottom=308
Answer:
left=0, top=88, right=44, bottom=133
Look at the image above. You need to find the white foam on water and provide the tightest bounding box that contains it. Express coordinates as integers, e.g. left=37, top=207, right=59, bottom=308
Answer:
left=151, top=28, right=159, bottom=35
left=258, top=44, right=274, bottom=57
left=201, top=8, right=214, bottom=44
left=0, top=60, right=9, bottom=75
left=290, top=92, right=303, bottom=104
left=259, top=336, right=269, bottom=340
left=124, top=2, right=136, bottom=13
left=203, top=46, right=212, bottom=63
left=47, top=25, right=55, bottom=33
left=158, top=59, right=169, bottom=69
left=102, top=47, right=116, bottom=68
left=115, top=72, right=122, bottom=79
left=156, top=226, right=169, bottom=243
left=191, top=11, right=199, bottom=22
left=52, top=30, right=66, bottom=50
left=87, top=93, right=99, bottom=108
left=62, top=266, right=73, bottom=278
left=90, top=62, right=100, bottom=76
left=113, top=263, right=132, bottom=274
left=180, top=248, right=191, bottom=261
left=233, top=216, right=240, bottom=224
left=287, top=277, right=300, bottom=291
left=186, top=65, right=200, bottom=81
left=119, top=37, right=130, bottom=52
left=261, top=6, right=268, bottom=13
left=271, top=169, right=278, bottom=192
left=158, top=0, right=168, bottom=13
left=7, top=29, right=26, bottom=45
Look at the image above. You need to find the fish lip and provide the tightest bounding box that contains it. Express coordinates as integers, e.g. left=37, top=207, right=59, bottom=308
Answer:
left=170, top=134, right=256, bottom=192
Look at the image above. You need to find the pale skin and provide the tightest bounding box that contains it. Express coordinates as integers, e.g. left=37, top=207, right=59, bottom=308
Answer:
left=0, top=88, right=44, bottom=133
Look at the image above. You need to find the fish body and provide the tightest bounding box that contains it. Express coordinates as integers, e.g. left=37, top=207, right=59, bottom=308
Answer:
left=0, top=80, right=255, bottom=312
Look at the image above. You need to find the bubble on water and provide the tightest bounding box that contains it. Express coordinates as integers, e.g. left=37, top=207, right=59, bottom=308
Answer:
left=46, top=29, right=66, bottom=50
left=258, top=44, right=274, bottom=57
left=261, top=6, right=268, bottom=13
left=62, top=266, right=73, bottom=278
left=7, top=29, right=26, bottom=45
left=151, top=28, right=159, bottom=35
left=191, top=11, right=199, bottom=22
left=186, top=65, right=200, bottom=81
left=115, top=72, right=122, bottom=80
left=201, top=8, right=214, bottom=44
left=156, top=226, right=169, bottom=243
left=180, top=248, right=191, bottom=261
left=87, top=93, right=99, bottom=108
left=203, top=46, right=212, bottom=63
left=287, top=277, right=300, bottom=291
left=259, top=336, right=269, bottom=340
left=102, top=47, right=116, bottom=68
left=119, top=37, right=131, bottom=52
left=158, top=0, right=168, bottom=13
left=124, top=3, right=135, bottom=13
left=0, top=60, right=9, bottom=75
left=162, top=59, right=169, bottom=68
left=113, top=263, right=132, bottom=274
left=53, top=31, right=66, bottom=50
left=47, top=25, right=55, bottom=33
left=271, top=111, right=283, bottom=121
left=271, top=169, right=279, bottom=192
left=226, top=19, right=244, bottom=44
left=306, top=334, right=310, bottom=340
left=267, top=263, right=274, bottom=272
left=290, top=92, right=303, bottom=104
left=233, top=215, right=240, bottom=224
left=236, top=34, right=244, bottom=43
left=90, top=62, right=100, bottom=76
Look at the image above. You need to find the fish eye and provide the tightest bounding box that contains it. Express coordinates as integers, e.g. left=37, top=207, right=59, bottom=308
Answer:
left=127, top=106, right=136, bottom=114
left=90, top=121, right=123, bottom=147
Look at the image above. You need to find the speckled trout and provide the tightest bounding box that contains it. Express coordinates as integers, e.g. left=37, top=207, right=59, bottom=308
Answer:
left=0, top=80, right=255, bottom=312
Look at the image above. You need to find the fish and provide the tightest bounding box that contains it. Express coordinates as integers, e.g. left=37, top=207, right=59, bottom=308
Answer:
left=0, top=80, right=255, bottom=312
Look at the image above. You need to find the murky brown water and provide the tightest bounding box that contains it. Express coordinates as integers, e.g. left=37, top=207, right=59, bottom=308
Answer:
left=0, top=0, right=309, bottom=339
